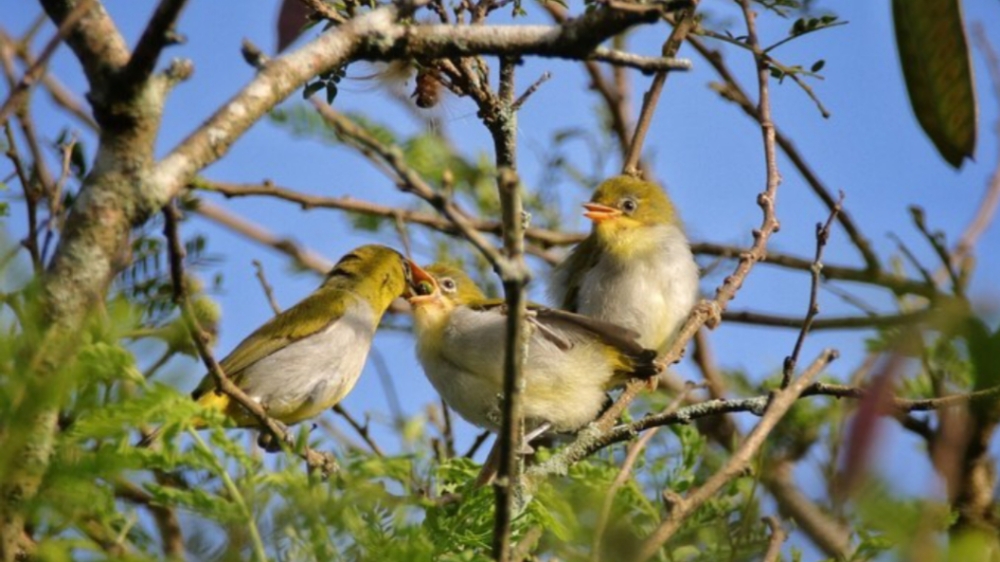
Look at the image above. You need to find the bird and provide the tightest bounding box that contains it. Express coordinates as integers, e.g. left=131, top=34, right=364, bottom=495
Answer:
left=549, top=175, right=700, bottom=357
left=407, top=263, right=661, bottom=437
left=140, top=244, right=423, bottom=445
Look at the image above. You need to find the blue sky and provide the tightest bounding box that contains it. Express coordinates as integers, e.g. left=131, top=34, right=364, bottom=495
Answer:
left=4, top=0, right=1000, bottom=556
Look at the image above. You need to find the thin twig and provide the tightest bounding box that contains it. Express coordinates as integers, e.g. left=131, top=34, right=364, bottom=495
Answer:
left=958, top=26, right=1000, bottom=264
left=122, top=0, right=189, bottom=88
left=761, top=516, right=788, bottom=562
left=0, top=0, right=94, bottom=125
left=113, top=479, right=184, bottom=559
left=251, top=259, right=282, bottom=315
left=369, top=348, right=406, bottom=429
left=0, top=25, right=97, bottom=131
left=722, top=308, right=927, bottom=331
left=511, top=71, right=552, bottom=111
left=687, top=33, right=881, bottom=272
left=440, top=399, right=456, bottom=459
left=909, top=206, right=962, bottom=297
left=192, top=199, right=334, bottom=274
left=2, top=122, right=42, bottom=272
left=308, top=99, right=508, bottom=268
left=762, top=459, right=850, bottom=558
left=193, top=179, right=935, bottom=296
left=782, top=192, right=843, bottom=387
left=464, top=431, right=492, bottom=459
left=632, top=348, right=838, bottom=561
left=332, top=404, right=385, bottom=457
left=622, top=2, right=699, bottom=176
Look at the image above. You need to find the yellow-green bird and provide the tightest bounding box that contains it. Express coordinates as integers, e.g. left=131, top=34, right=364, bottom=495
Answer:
left=143, top=245, right=423, bottom=444
left=408, top=263, right=660, bottom=435
left=550, top=176, right=699, bottom=356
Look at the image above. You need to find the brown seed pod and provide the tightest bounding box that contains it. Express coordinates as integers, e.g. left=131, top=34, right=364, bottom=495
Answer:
left=412, top=66, right=443, bottom=109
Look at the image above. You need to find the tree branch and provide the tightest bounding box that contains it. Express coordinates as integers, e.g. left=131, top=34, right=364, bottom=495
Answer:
left=622, top=1, right=698, bottom=176
left=38, top=0, right=129, bottom=88
left=782, top=193, right=842, bottom=386
left=0, top=0, right=94, bottom=125
left=687, top=32, right=881, bottom=273
left=633, top=348, right=838, bottom=561
left=155, top=5, right=684, bottom=205
left=121, top=0, right=189, bottom=88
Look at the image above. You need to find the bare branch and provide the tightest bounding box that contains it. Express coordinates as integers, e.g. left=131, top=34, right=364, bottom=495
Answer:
left=251, top=259, right=282, bottom=315
left=782, top=193, right=843, bottom=387
left=763, top=460, right=851, bottom=558
left=592, top=385, right=695, bottom=559
left=0, top=0, right=94, bottom=125
left=761, top=516, right=787, bottom=562
left=156, top=6, right=685, bottom=204
left=633, top=349, right=838, bottom=561
left=722, top=308, right=928, bottom=331
left=492, top=59, right=528, bottom=559
left=191, top=199, right=333, bottom=274
left=38, top=0, right=129, bottom=87
left=332, top=404, right=385, bottom=457
left=122, top=0, right=189, bottom=88
left=622, top=2, right=699, bottom=176
left=688, top=33, right=881, bottom=272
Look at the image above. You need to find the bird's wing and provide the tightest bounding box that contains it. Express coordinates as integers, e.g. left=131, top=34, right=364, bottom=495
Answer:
left=467, top=300, right=658, bottom=377
left=548, top=236, right=600, bottom=311
left=191, top=288, right=352, bottom=399
left=534, top=306, right=661, bottom=379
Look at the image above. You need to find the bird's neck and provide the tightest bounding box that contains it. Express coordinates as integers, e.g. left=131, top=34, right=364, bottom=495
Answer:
left=595, top=223, right=685, bottom=261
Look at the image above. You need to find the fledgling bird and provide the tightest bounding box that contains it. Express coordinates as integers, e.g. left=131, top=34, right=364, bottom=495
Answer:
left=141, top=244, right=422, bottom=445
left=550, top=176, right=700, bottom=356
left=408, top=263, right=661, bottom=436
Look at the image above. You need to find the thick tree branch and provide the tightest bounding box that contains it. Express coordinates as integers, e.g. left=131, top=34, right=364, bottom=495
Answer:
left=155, top=6, right=684, bottom=205
left=121, top=0, right=189, bottom=88
left=38, top=0, right=129, bottom=89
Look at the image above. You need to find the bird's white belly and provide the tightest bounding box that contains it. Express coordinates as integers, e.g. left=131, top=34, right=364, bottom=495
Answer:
left=239, top=300, right=376, bottom=423
left=578, top=236, right=699, bottom=354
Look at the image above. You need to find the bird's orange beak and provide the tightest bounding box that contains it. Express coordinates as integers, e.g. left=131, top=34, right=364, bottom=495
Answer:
left=405, top=262, right=439, bottom=306
left=583, top=202, right=622, bottom=223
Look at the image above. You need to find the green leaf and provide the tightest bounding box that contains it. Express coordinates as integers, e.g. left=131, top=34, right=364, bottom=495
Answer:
left=811, top=59, right=826, bottom=73
left=893, top=0, right=977, bottom=168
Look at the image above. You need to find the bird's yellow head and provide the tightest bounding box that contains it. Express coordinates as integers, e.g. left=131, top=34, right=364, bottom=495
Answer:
left=328, top=244, right=422, bottom=312
left=408, top=263, right=484, bottom=305
left=584, top=176, right=680, bottom=254
left=407, top=263, right=485, bottom=327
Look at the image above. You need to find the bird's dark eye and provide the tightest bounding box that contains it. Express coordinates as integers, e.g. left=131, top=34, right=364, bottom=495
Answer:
left=621, top=198, right=638, bottom=214
left=441, top=278, right=457, bottom=292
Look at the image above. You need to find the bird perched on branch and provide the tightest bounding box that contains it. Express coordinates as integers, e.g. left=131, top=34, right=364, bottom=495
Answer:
left=408, top=263, right=661, bottom=437
left=550, top=176, right=699, bottom=357
left=140, top=244, right=425, bottom=445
